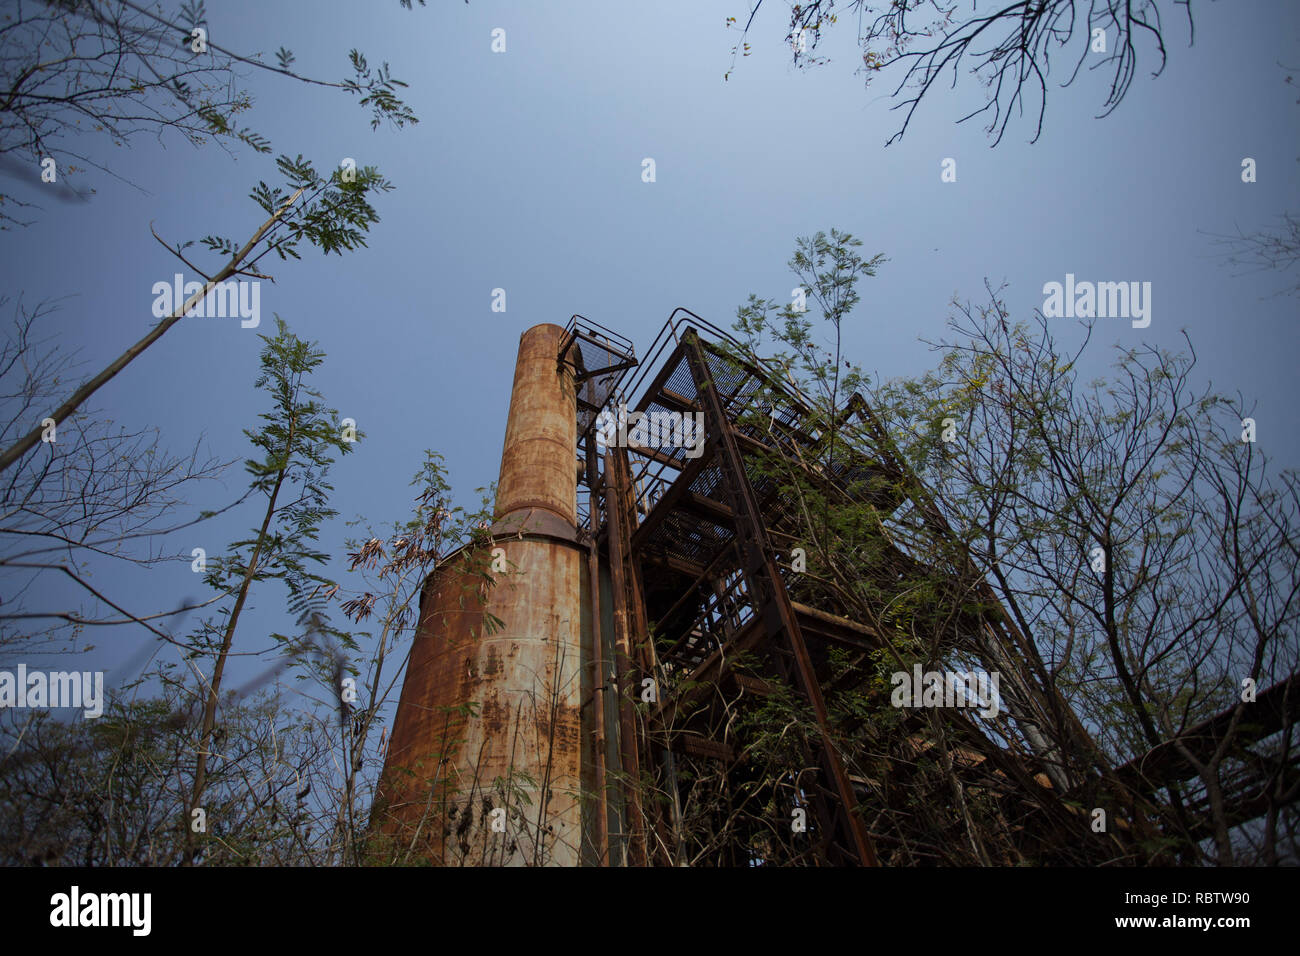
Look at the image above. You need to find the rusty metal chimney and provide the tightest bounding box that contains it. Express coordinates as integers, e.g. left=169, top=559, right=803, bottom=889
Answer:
left=496, top=323, right=578, bottom=525
left=377, top=323, right=586, bottom=866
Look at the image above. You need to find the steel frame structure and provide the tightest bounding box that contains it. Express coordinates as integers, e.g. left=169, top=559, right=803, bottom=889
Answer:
left=568, top=310, right=1300, bottom=866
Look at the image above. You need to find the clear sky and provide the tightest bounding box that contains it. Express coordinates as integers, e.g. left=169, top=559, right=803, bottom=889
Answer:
left=3, top=0, right=1297, bottom=708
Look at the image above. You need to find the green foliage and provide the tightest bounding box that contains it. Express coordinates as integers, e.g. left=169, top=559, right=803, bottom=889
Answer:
left=201, top=316, right=353, bottom=620
left=344, top=51, right=419, bottom=131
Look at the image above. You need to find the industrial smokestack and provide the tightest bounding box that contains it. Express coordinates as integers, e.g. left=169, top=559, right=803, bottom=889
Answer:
left=376, top=323, right=586, bottom=866
left=496, top=324, right=578, bottom=524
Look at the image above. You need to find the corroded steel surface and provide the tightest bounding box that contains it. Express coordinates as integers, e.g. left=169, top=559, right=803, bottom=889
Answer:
left=497, top=323, right=577, bottom=524
left=376, top=324, right=584, bottom=866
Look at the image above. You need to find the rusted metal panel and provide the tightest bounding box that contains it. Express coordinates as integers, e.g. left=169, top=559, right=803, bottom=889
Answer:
left=731, top=673, right=775, bottom=697
left=680, top=736, right=735, bottom=763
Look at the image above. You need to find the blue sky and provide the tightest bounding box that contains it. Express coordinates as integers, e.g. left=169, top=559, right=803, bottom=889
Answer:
left=2, top=0, right=1297, bottom=705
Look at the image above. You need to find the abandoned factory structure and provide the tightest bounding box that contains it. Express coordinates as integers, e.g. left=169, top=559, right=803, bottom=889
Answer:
left=372, top=312, right=1299, bottom=866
